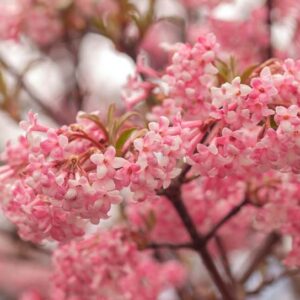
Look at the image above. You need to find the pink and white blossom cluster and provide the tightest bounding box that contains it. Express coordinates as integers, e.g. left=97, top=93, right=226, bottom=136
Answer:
left=0, top=110, right=190, bottom=242
left=52, top=228, right=186, bottom=300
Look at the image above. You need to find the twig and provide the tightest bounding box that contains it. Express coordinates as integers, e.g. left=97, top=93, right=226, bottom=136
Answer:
left=159, top=120, right=238, bottom=299
left=164, top=185, right=235, bottom=300
left=0, top=55, right=69, bottom=125
left=215, top=235, right=235, bottom=286
left=239, top=231, right=281, bottom=284
left=204, top=198, right=249, bottom=243
left=183, top=174, right=201, bottom=184
left=0, top=228, right=51, bottom=267
left=266, top=0, right=273, bottom=59
left=147, top=242, right=193, bottom=250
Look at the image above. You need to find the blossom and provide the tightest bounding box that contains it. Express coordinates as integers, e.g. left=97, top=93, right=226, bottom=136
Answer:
left=161, top=33, right=219, bottom=119
left=124, top=116, right=187, bottom=201
left=52, top=228, right=186, bottom=300
left=0, top=112, right=131, bottom=242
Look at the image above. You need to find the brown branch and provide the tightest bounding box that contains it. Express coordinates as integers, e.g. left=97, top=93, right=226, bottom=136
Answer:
left=157, top=120, right=240, bottom=299
left=266, top=0, right=273, bottom=59
left=239, top=231, right=281, bottom=284
left=215, top=235, right=235, bottom=287
left=147, top=242, right=193, bottom=250
left=204, top=198, right=249, bottom=243
left=0, top=227, right=51, bottom=264
left=64, top=31, right=85, bottom=112
left=0, top=55, right=70, bottom=125
left=164, top=185, right=235, bottom=300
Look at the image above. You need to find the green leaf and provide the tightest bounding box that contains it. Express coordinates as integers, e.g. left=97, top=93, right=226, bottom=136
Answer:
left=269, top=115, right=278, bottom=129
left=116, top=127, right=136, bottom=155
left=216, top=58, right=228, bottom=68
left=215, top=59, right=230, bottom=84
left=106, top=104, right=117, bottom=143
left=240, top=64, right=258, bottom=83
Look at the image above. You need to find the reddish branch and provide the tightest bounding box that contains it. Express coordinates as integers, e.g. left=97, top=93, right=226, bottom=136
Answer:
left=239, top=231, right=281, bottom=284
left=164, top=184, right=235, bottom=300
left=215, top=235, right=235, bottom=287
left=204, top=198, right=249, bottom=243
left=157, top=122, right=250, bottom=299
left=266, top=0, right=274, bottom=59
left=147, top=242, right=193, bottom=250
left=0, top=55, right=70, bottom=125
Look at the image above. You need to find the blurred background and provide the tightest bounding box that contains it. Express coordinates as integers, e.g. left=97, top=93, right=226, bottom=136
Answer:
left=0, top=0, right=300, bottom=299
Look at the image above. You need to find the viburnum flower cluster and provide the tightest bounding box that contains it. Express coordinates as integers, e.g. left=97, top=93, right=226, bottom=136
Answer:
left=4, top=31, right=300, bottom=299
left=0, top=109, right=190, bottom=242
left=3, top=0, right=300, bottom=299
left=52, top=228, right=186, bottom=300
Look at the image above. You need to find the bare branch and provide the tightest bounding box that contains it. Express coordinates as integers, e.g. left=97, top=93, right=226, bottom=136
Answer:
left=239, top=231, right=281, bottom=284
left=266, top=0, right=274, bottom=59
left=164, top=185, right=235, bottom=300
left=215, top=235, right=235, bottom=286
left=147, top=242, right=193, bottom=250
left=204, top=198, right=249, bottom=243
left=0, top=55, right=70, bottom=125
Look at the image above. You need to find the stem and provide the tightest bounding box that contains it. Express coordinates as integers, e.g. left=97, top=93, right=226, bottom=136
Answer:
left=239, top=231, right=281, bottom=284
left=64, top=31, right=85, bottom=112
left=266, top=0, right=273, bottom=59
left=69, top=133, right=105, bottom=150
left=215, top=235, right=235, bottom=286
left=147, top=242, right=193, bottom=250
left=0, top=228, right=51, bottom=262
left=165, top=186, right=235, bottom=300
left=204, top=198, right=249, bottom=243
left=0, top=55, right=69, bottom=125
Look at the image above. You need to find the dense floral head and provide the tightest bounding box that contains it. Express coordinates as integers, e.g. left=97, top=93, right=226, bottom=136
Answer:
left=52, top=228, right=186, bottom=300
left=0, top=108, right=192, bottom=242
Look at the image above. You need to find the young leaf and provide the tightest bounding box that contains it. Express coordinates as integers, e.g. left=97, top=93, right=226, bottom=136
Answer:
left=116, top=127, right=137, bottom=155
left=79, top=113, right=109, bottom=140
left=107, top=104, right=116, bottom=127
left=241, top=64, right=258, bottom=83
left=116, top=111, right=141, bottom=133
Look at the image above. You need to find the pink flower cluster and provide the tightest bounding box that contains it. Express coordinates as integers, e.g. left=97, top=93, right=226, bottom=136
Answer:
left=182, top=59, right=300, bottom=178
left=162, top=34, right=219, bottom=120
left=5, top=0, right=300, bottom=297
left=203, top=7, right=268, bottom=69
left=0, top=112, right=129, bottom=241
left=122, top=33, right=300, bottom=266
left=126, top=116, right=187, bottom=202
left=52, top=228, right=186, bottom=300
left=0, top=111, right=190, bottom=242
